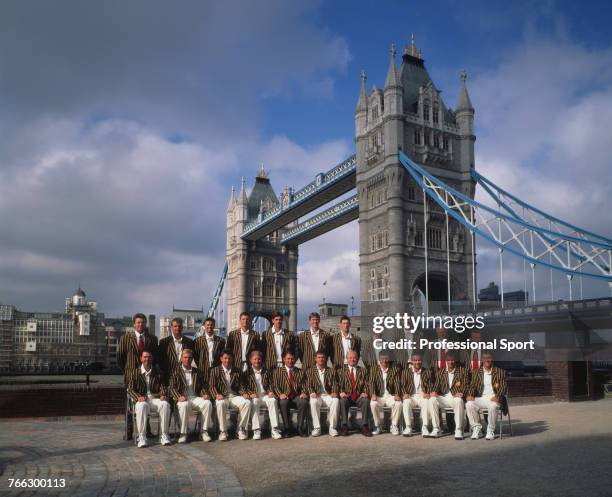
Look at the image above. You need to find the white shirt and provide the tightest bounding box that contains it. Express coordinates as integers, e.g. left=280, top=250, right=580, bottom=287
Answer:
left=252, top=368, right=265, bottom=395
left=223, top=366, right=235, bottom=395
left=134, top=330, right=144, bottom=345
left=412, top=369, right=422, bottom=395
left=205, top=334, right=215, bottom=364
left=173, top=336, right=183, bottom=360
left=381, top=367, right=390, bottom=396
left=182, top=366, right=194, bottom=398
left=310, top=328, right=320, bottom=352
left=447, top=369, right=455, bottom=394
left=341, top=332, right=352, bottom=364
left=482, top=368, right=494, bottom=397
left=317, top=367, right=327, bottom=395
left=273, top=328, right=284, bottom=363
left=240, top=329, right=250, bottom=364
left=141, top=364, right=152, bottom=399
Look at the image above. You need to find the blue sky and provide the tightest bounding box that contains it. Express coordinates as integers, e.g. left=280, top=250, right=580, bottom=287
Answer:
left=0, top=0, right=611, bottom=328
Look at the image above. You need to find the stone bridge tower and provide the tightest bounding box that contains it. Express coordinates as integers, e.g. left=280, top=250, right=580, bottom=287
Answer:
left=225, top=166, right=298, bottom=332
left=356, top=38, right=476, bottom=315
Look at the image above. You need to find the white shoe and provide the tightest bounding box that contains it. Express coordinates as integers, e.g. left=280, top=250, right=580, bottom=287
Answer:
left=218, top=431, right=228, bottom=441
left=430, top=428, right=440, bottom=438
left=311, top=427, right=322, bottom=437
left=329, top=428, right=338, bottom=437
left=178, top=434, right=188, bottom=444
left=390, top=425, right=400, bottom=435
left=471, top=426, right=482, bottom=440
left=421, top=428, right=431, bottom=437
left=486, top=429, right=495, bottom=440
left=402, top=426, right=413, bottom=436
left=160, top=434, right=171, bottom=446
left=201, top=431, right=212, bottom=442
left=454, top=429, right=464, bottom=440
left=253, top=430, right=262, bottom=440
left=371, top=427, right=382, bottom=436
left=137, top=434, right=148, bottom=448
left=271, top=429, right=282, bottom=440
left=238, top=429, right=248, bottom=440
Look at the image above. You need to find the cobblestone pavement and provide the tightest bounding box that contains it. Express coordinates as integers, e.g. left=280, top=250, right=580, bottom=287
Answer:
left=0, top=419, right=243, bottom=497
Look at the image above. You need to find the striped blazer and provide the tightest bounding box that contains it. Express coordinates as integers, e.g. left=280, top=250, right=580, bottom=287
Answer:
left=305, top=366, right=338, bottom=396
left=298, top=329, right=332, bottom=368
left=117, top=331, right=159, bottom=375
left=368, top=366, right=403, bottom=397
left=126, top=366, right=167, bottom=402
left=330, top=333, right=362, bottom=369
left=226, top=329, right=261, bottom=369
left=469, top=366, right=508, bottom=398
left=400, top=367, right=435, bottom=396
left=169, top=366, right=210, bottom=400
left=261, top=329, right=297, bottom=370
left=158, top=335, right=194, bottom=379
left=336, top=365, right=369, bottom=396
left=209, top=365, right=247, bottom=398
left=269, top=366, right=307, bottom=397
left=432, top=366, right=470, bottom=396
left=241, top=367, right=272, bottom=396
left=193, top=334, right=226, bottom=373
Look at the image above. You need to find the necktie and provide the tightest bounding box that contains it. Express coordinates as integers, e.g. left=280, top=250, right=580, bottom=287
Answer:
left=472, top=350, right=479, bottom=370
left=288, top=369, right=296, bottom=400
left=138, top=334, right=144, bottom=355
left=440, top=349, right=446, bottom=369
left=350, top=368, right=358, bottom=401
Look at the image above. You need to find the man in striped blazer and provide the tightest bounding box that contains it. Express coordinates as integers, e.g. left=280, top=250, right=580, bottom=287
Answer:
left=169, top=349, right=213, bottom=443
left=158, top=317, right=194, bottom=381
left=423, top=326, right=451, bottom=370
left=337, top=350, right=371, bottom=437
left=466, top=353, right=508, bottom=440
left=268, top=351, right=309, bottom=437
left=209, top=349, right=251, bottom=441
left=306, top=352, right=339, bottom=437
left=369, top=353, right=403, bottom=435
left=330, top=315, right=362, bottom=369
left=400, top=353, right=435, bottom=437
left=461, top=329, right=484, bottom=372
left=193, top=317, right=226, bottom=379
left=242, top=350, right=282, bottom=440
left=429, top=352, right=469, bottom=440
left=298, top=312, right=332, bottom=368
left=261, top=312, right=297, bottom=370
left=117, top=313, right=159, bottom=377
left=127, top=349, right=171, bottom=447
left=227, top=312, right=261, bottom=371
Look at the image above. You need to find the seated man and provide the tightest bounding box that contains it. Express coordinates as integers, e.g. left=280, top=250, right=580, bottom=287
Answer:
left=170, top=348, right=213, bottom=443
left=127, top=349, right=171, bottom=447
left=337, top=350, right=371, bottom=437
left=369, top=353, right=402, bottom=435
left=269, top=351, right=309, bottom=437
left=430, top=352, right=469, bottom=440
left=242, top=350, right=282, bottom=440
left=466, top=352, right=508, bottom=440
left=209, top=349, right=251, bottom=441
left=306, top=351, right=339, bottom=437
left=400, top=353, right=434, bottom=437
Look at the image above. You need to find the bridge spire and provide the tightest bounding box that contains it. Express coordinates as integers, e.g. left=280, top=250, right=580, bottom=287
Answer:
left=355, top=69, right=368, bottom=113
left=456, top=69, right=474, bottom=112
left=227, top=185, right=236, bottom=212
left=384, top=43, right=400, bottom=89
left=238, top=176, right=247, bottom=203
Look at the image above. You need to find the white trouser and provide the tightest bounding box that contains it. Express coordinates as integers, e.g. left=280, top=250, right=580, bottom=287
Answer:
left=466, top=397, right=500, bottom=432
left=251, top=394, right=281, bottom=431
left=216, top=394, right=250, bottom=432
left=430, top=393, right=465, bottom=431
left=402, top=394, right=430, bottom=429
left=177, top=396, right=212, bottom=435
left=309, top=394, right=339, bottom=430
left=370, top=393, right=402, bottom=428
left=135, top=398, right=170, bottom=436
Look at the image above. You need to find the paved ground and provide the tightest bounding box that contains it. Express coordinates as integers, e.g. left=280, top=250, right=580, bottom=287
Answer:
left=1, top=400, right=611, bottom=497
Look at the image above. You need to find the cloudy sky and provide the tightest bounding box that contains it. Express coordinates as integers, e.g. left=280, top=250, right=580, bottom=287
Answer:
left=0, top=0, right=611, bottom=329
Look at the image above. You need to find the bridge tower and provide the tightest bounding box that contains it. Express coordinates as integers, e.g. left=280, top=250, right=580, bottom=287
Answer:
left=356, top=38, right=477, bottom=314
left=225, top=166, right=298, bottom=332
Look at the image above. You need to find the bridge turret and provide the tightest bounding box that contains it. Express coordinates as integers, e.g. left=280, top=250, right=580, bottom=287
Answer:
left=355, top=70, right=368, bottom=137
left=384, top=44, right=403, bottom=117
left=455, top=70, right=475, bottom=172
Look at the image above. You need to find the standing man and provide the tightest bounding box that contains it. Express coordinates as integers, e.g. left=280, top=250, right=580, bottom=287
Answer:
left=298, top=312, right=332, bottom=368
left=209, top=350, right=251, bottom=441
left=127, top=349, right=171, bottom=447
left=261, top=312, right=296, bottom=370
left=337, top=350, right=371, bottom=437
left=400, top=353, right=434, bottom=437
left=158, top=318, right=194, bottom=381
left=306, top=352, right=339, bottom=437
left=118, top=313, right=159, bottom=376
left=269, top=351, right=309, bottom=437
left=430, top=352, right=469, bottom=440
left=423, top=327, right=451, bottom=370
left=462, top=329, right=484, bottom=372
left=242, top=350, right=282, bottom=440
left=227, top=312, right=260, bottom=371
left=169, top=349, right=213, bottom=443
left=193, top=317, right=226, bottom=379
left=466, top=353, right=508, bottom=440
left=369, top=353, right=402, bottom=435
left=331, top=316, right=362, bottom=369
